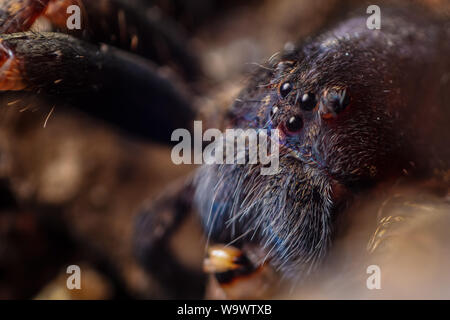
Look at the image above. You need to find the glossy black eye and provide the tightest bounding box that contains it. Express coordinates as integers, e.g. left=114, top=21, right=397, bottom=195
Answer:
left=285, top=116, right=303, bottom=134
left=299, top=92, right=317, bottom=111
left=279, top=82, right=292, bottom=98
left=320, top=89, right=351, bottom=119
left=333, top=89, right=351, bottom=113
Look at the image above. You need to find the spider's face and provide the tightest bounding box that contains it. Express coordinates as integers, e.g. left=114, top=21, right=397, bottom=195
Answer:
left=266, top=45, right=400, bottom=188
left=195, top=31, right=406, bottom=278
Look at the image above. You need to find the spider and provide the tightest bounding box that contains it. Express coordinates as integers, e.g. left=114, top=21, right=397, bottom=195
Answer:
left=0, top=0, right=449, bottom=299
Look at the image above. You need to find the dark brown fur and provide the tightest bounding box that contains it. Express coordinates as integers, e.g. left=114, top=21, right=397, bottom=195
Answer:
left=194, top=6, right=450, bottom=280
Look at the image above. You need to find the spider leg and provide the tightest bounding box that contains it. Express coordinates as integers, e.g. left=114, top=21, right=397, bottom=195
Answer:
left=0, top=0, right=51, bottom=34
left=1, top=0, right=202, bottom=81
left=134, top=176, right=206, bottom=298
left=0, top=32, right=196, bottom=143
left=80, top=0, right=203, bottom=81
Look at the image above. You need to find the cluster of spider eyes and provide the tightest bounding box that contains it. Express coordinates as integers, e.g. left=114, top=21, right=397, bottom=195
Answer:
left=274, top=81, right=317, bottom=135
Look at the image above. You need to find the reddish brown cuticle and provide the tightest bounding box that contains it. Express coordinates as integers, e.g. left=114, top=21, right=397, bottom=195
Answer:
left=0, top=40, right=26, bottom=91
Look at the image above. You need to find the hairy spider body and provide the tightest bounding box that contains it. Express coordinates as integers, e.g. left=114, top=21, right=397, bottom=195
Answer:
left=1, top=0, right=450, bottom=299
left=194, top=7, right=450, bottom=280
left=0, top=0, right=201, bottom=81
left=0, top=0, right=200, bottom=142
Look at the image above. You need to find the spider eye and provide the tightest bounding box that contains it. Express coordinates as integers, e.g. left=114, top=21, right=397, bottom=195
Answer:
left=279, top=82, right=292, bottom=98
left=285, top=116, right=303, bottom=134
left=321, top=89, right=351, bottom=118
left=334, top=89, right=351, bottom=113
left=299, top=92, right=317, bottom=111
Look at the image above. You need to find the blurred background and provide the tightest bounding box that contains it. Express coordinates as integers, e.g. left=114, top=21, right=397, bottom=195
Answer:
left=0, top=0, right=448, bottom=299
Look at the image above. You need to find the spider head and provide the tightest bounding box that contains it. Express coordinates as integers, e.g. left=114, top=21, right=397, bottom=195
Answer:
left=195, top=28, right=412, bottom=280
